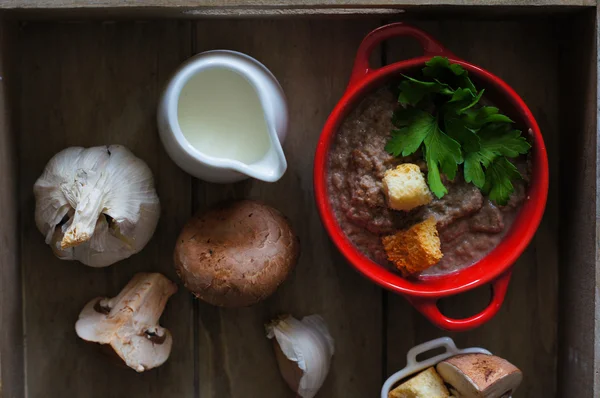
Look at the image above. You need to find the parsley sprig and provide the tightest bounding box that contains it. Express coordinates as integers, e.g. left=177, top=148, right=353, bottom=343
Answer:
left=385, top=57, right=531, bottom=205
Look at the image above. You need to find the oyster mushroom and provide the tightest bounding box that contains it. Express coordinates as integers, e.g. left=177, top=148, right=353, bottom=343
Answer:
left=174, top=200, right=300, bottom=307
left=75, top=272, right=177, bottom=372
left=436, top=353, right=523, bottom=398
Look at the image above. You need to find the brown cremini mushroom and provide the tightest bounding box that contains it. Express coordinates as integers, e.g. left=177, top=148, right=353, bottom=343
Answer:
left=75, top=272, right=177, bottom=372
left=436, top=353, right=523, bottom=398
left=174, top=200, right=300, bottom=307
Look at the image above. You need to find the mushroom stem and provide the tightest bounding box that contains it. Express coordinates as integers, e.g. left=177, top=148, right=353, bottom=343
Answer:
left=103, top=273, right=177, bottom=327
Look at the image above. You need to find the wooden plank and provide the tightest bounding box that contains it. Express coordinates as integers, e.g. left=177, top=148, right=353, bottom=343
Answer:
left=18, top=21, right=194, bottom=397
left=0, top=19, right=23, bottom=398
left=5, top=7, right=592, bottom=21
left=384, top=20, right=560, bottom=398
left=557, top=8, right=598, bottom=398
left=192, top=19, right=384, bottom=398
left=1, top=2, right=594, bottom=21
left=0, top=0, right=595, bottom=9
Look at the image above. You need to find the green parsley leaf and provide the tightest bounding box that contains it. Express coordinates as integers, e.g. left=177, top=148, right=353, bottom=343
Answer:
left=385, top=110, right=462, bottom=198
left=463, top=106, right=513, bottom=128
left=448, top=88, right=475, bottom=103
left=458, top=89, right=484, bottom=113
left=464, top=143, right=497, bottom=188
left=425, top=150, right=445, bottom=198
left=391, top=107, right=420, bottom=128
left=463, top=123, right=530, bottom=190
left=385, top=110, right=436, bottom=157
left=386, top=57, right=531, bottom=204
left=423, top=123, right=463, bottom=198
left=482, top=157, right=522, bottom=205
left=397, top=75, right=454, bottom=106
left=464, top=152, right=487, bottom=188
left=422, top=56, right=452, bottom=77
left=423, top=56, right=476, bottom=93
left=478, top=124, right=531, bottom=158
left=445, top=88, right=484, bottom=118
left=444, top=113, right=481, bottom=153
left=397, top=80, right=428, bottom=106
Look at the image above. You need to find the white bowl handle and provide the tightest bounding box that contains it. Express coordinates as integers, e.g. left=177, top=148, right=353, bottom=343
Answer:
left=405, top=337, right=459, bottom=368
left=381, top=337, right=491, bottom=398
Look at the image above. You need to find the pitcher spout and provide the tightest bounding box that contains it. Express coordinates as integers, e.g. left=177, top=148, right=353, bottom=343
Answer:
left=232, top=124, right=287, bottom=183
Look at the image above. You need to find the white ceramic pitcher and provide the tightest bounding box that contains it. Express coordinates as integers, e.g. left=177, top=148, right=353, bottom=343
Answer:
left=157, top=50, right=288, bottom=183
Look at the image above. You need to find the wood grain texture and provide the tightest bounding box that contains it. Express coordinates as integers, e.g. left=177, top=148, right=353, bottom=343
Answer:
left=0, top=0, right=594, bottom=9
left=384, top=20, right=559, bottom=398
left=18, top=21, right=194, bottom=397
left=557, top=8, right=598, bottom=398
left=2, top=1, right=595, bottom=21
left=0, top=19, right=23, bottom=398
left=7, top=12, right=599, bottom=398
left=192, top=19, right=384, bottom=398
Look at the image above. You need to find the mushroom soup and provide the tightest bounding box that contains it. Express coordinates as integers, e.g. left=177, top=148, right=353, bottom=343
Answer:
left=327, top=88, right=530, bottom=276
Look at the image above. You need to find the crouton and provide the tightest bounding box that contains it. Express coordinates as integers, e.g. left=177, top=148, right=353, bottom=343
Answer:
left=389, top=367, right=450, bottom=398
left=383, top=164, right=432, bottom=211
left=382, top=217, right=442, bottom=276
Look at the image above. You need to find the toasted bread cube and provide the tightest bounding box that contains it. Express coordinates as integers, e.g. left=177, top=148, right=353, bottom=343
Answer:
left=382, top=217, right=442, bottom=276
left=389, top=367, right=450, bottom=398
left=383, top=164, right=432, bottom=211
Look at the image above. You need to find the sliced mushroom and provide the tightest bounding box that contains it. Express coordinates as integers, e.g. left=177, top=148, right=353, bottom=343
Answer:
left=75, top=272, right=177, bottom=372
left=436, top=354, right=522, bottom=398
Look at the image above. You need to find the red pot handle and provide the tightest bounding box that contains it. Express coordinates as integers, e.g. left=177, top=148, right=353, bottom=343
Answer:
left=408, top=271, right=512, bottom=332
left=348, top=23, right=452, bottom=89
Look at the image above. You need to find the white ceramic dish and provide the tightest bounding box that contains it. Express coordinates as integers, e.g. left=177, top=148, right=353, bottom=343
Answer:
left=381, top=337, right=502, bottom=398
left=157, top=50, right=289, bottom=183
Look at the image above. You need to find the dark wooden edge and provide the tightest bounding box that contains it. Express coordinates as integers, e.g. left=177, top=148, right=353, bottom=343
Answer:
left=0, top=0, right=594, bottom=9
left=596, top=6, right=599, bottom=392
left=557, top=6, right=599, bottom=398
left=0, top=17, right=23, bottom=398
left=0, top=3, right=593, bottom=20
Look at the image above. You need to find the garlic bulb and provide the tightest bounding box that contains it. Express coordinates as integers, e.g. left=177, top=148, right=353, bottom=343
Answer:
left=34, top=145, right=160, bottom=267
left=266, top=314, right=335, bottom=398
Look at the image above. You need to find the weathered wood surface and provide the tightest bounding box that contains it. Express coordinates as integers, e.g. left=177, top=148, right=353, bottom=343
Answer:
left=0, top=19, right=23, bottom=398
left=19, top=21, right=195, bottom=397
left=0, top=0, right=594, bottom=9
left=384, top=20, right=560, bottom=398
left=12, top=13, right=598, bottom=398
left=1, top=1, right=595, bottom=21
left=557, top=9, right=599, bottom=398
left=192, top=19, right=384, bottom=398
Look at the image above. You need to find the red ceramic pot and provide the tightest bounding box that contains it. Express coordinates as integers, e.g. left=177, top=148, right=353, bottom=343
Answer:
left=314, top=23, right=549, bottom=332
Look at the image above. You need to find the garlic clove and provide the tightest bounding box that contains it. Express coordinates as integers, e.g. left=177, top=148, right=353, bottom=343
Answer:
left=266, top=314, right=335, bottom=398
left=273, top=339, right=304, bottom=392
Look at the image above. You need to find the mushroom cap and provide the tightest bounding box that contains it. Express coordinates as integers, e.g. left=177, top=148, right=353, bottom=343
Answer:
left=436, top=353, right=522, bottom=398
left=174, top=200, right=300, bottom=307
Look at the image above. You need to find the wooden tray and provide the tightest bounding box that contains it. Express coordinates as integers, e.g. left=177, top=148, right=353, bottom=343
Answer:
left=0, top=2, right=597, bottom=397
